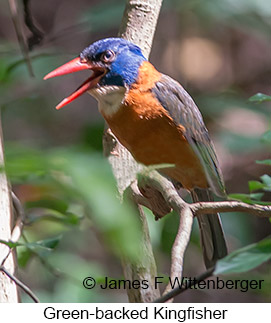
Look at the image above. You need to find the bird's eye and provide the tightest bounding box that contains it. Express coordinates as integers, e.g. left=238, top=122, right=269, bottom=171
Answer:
left=101, top=50, right=115, bottom=63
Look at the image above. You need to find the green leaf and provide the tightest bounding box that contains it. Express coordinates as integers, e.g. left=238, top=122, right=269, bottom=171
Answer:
left=248, top=180, right=265, bottom=192
left=249, top=175, right=271, bottom=193
left=260, top=174, right=271, bottom=188
left=256, top=159, right=271, bottom=166
left=34, top=235, right=62, bottom=250
left=17, top=236, right=63, bottom=267
left=0, top=236, right=62, bottom=265
left=25, top=235, right=62, bottom=259
left=215, top=236, right=271, bottom=275
left=248, top=93, right=271, bottom=103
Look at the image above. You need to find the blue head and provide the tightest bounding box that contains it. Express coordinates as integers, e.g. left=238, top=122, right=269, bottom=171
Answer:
left=44, top=38, right=147, bottom=110
left=80, top=38, right=147, bottom=87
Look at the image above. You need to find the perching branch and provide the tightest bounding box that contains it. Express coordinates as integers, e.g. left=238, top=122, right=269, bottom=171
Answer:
left=137, top=169, right=271, bottom=301
left=0, top=113, right=20, bottom=302
left=138, top=170, right=271, bottom=220
left=191, top=201, right=271, bottom=218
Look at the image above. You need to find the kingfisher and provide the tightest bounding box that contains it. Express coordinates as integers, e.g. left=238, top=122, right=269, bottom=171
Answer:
left=44, top=37, right=227, bottom=268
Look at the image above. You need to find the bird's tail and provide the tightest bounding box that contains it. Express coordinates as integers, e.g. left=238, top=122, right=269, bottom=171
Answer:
left=191, top=188, right=227, bottom=268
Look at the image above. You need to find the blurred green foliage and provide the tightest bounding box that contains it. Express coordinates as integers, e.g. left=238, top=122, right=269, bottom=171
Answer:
left=5, top=146, right=143, bottom=260
left=249, top=93, right=271, bottom=103
left=215, top=236, right=271, bottom=275
left=2, top=144, right=144, bottom=302
left=170, top=0, right=271, bottom=35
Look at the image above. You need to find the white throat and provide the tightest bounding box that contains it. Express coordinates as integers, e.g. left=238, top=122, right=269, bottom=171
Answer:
left=89, top=85, right=127, bottom=117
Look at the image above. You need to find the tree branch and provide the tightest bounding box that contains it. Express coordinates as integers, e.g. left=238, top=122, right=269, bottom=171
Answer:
left=0, top=113, right=20, bottom=302
left=138, top=170, right=194, bottom=300
left=153, top=267, right=214, bottom=303
left=138, top=170, right=271, bottom=219
left=0, top=266, right=39, bottom=303
left=163, top=206, right=193, bottom=297
left=192, top=201, right=271, bottom=218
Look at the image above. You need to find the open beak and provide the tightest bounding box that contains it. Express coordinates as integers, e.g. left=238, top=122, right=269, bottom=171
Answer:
left=44, top=57, right=105, bottom=109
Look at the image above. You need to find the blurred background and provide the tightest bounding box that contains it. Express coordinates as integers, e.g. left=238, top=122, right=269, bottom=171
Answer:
left=0, top=0, right=271, bottom=302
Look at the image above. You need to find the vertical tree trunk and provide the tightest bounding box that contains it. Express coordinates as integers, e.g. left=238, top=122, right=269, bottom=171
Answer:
left=0, top=114, right=19, bottom=302
left=103, top=0, right=163, bottom=302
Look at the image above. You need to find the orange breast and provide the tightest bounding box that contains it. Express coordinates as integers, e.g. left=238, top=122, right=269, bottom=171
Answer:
left=102, top=62, right=208, bottom=190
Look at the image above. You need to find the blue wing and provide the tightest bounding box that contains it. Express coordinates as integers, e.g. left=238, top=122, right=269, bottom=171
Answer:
left=152, top=74, right=226, bottom=197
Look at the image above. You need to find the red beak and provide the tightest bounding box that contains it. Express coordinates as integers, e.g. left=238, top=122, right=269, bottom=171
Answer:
left=44, top=57, right=105, bottom=109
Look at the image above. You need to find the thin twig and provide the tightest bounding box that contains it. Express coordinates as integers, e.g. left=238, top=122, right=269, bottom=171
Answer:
left=23, top=0, right=44, bottom=50
left=0, top=266, right=39, bottom=303
left=9, top=0, right=34, bottom=76
left=153, top=267, right=214, bottom=303
left=163, top=206, right=193, bottom=297
left=192, top=200, right=271, bottom=218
